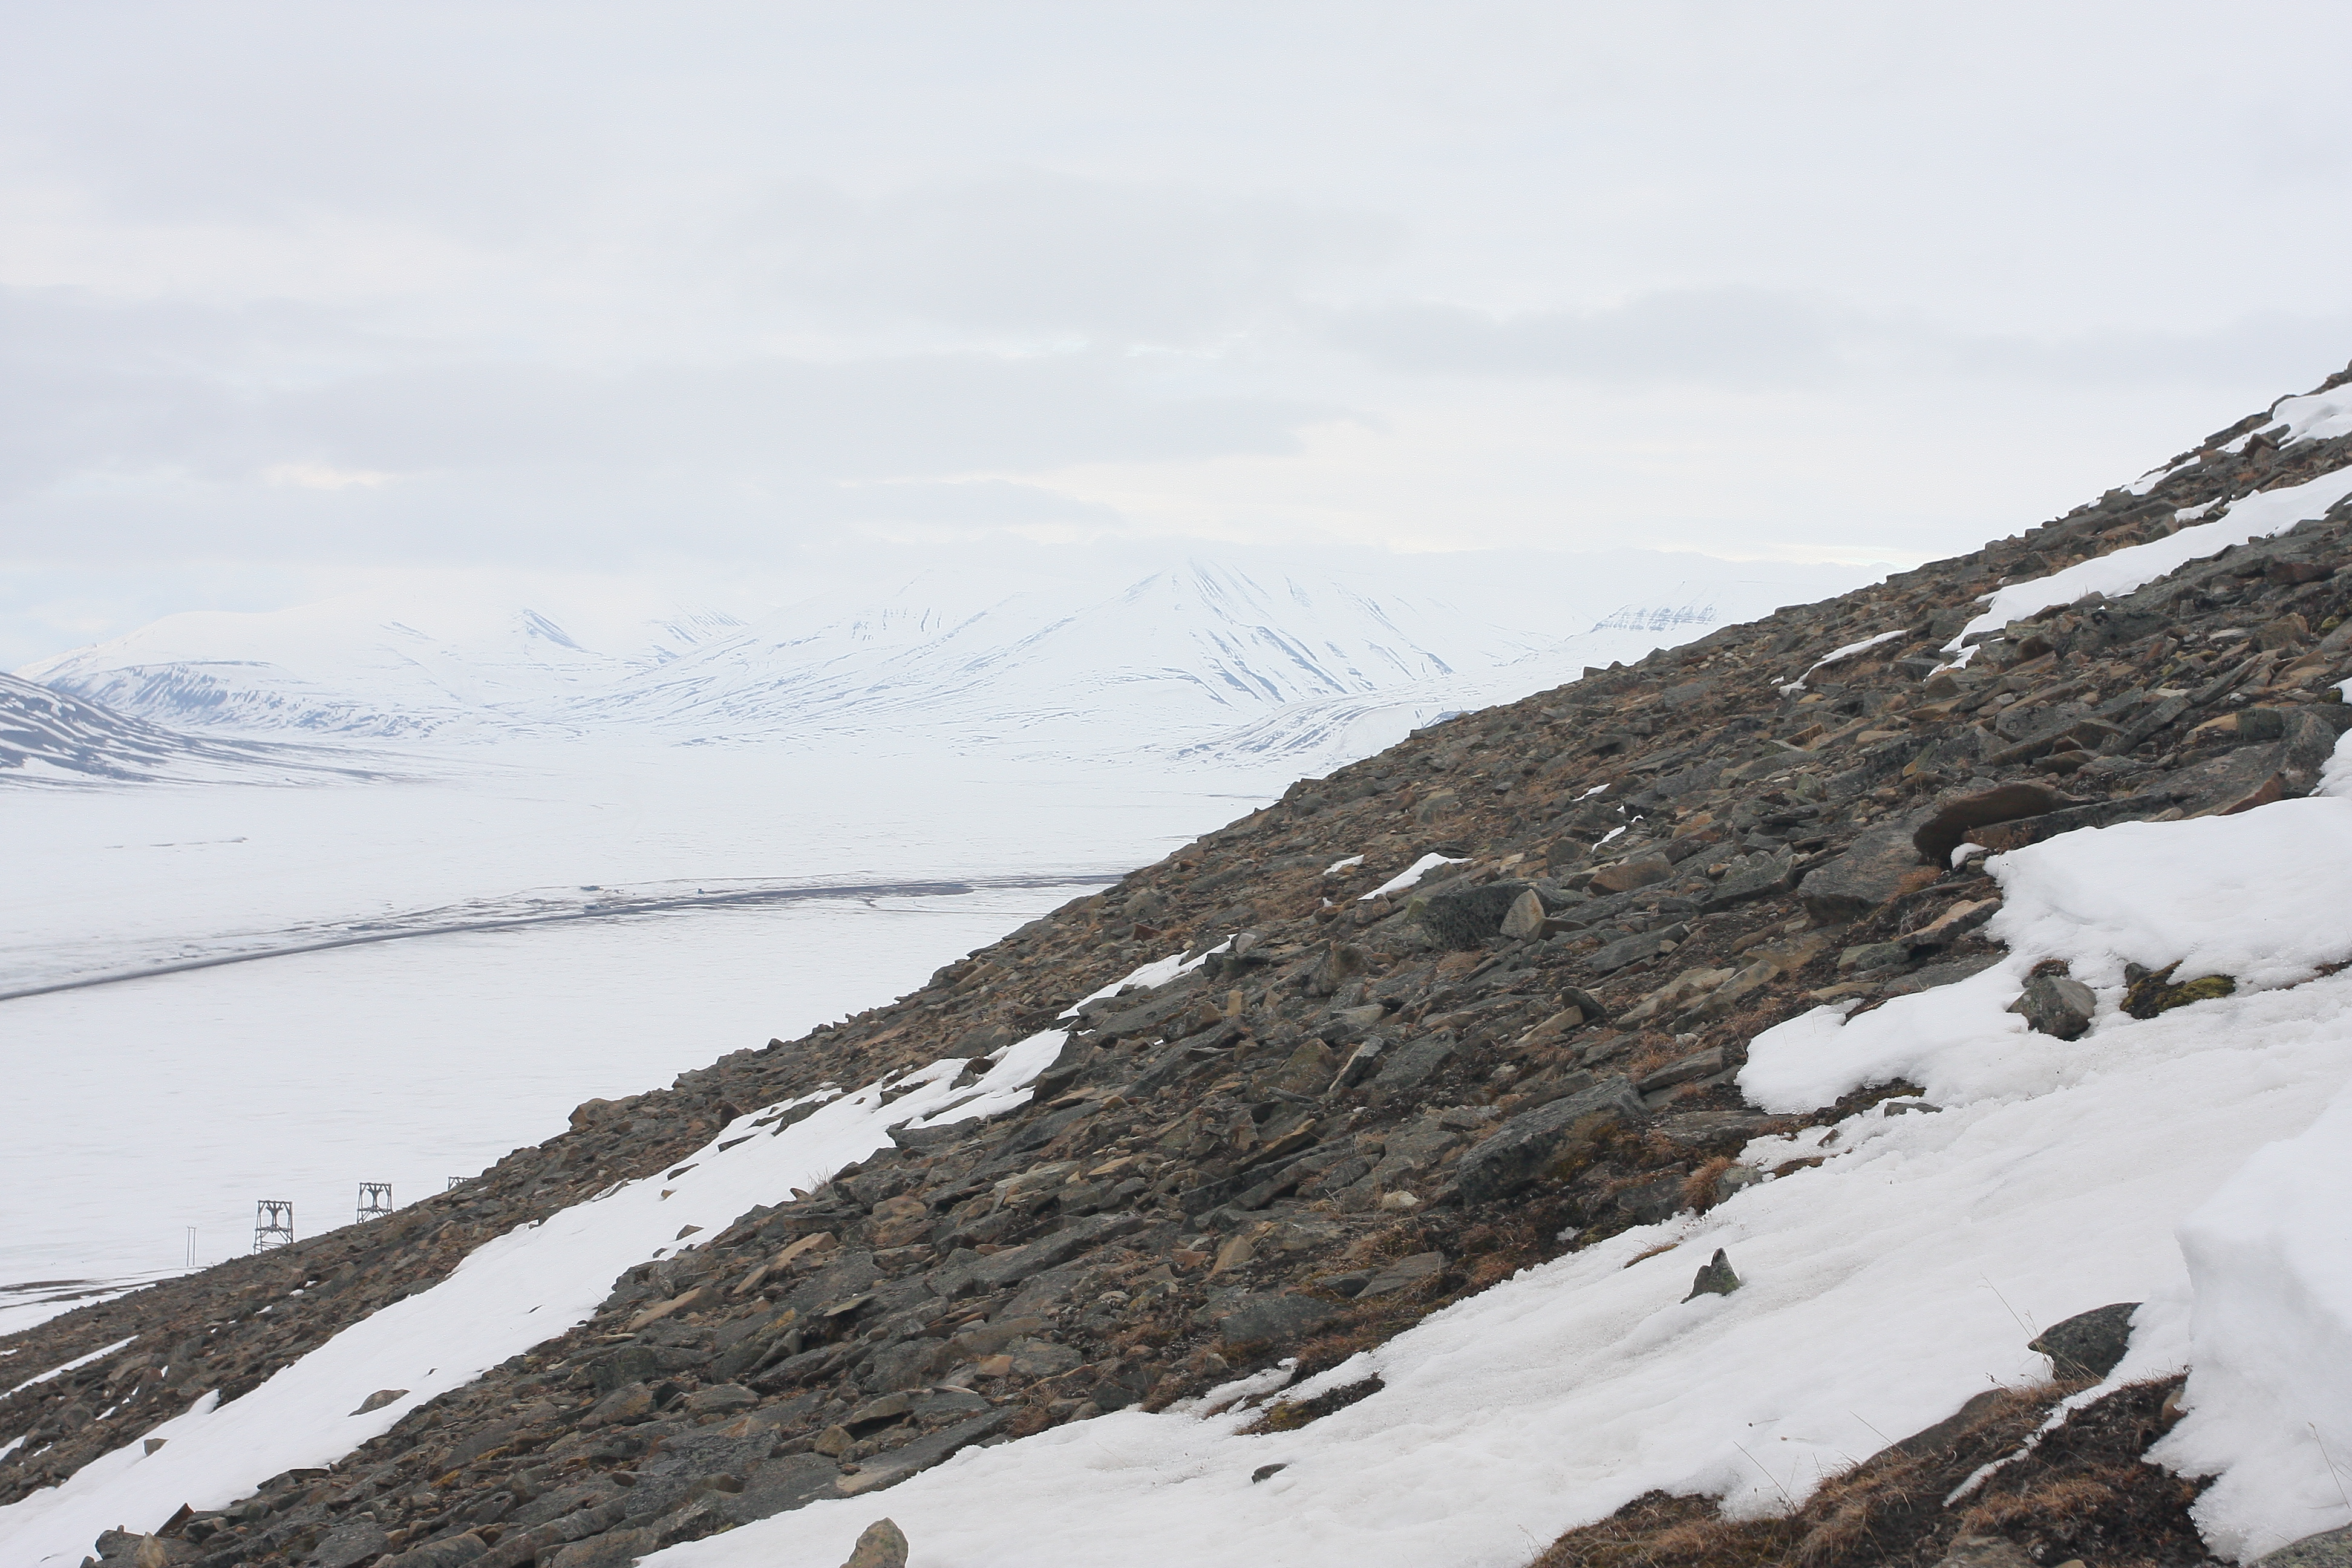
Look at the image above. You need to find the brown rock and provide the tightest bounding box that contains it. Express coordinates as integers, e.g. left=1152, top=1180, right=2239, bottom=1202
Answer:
left=1589, top=854, right=1673, bottom=894
left=1499, top=887, right=1549, bottom=939
left=1912, top=783, right=2063, bottom=867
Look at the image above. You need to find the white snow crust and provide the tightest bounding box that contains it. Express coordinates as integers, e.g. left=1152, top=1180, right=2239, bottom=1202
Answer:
left=1952, top=465, right=2352, bottom=648
left=1359, top=852, right=1470, bottom=901
left=1779, top=626, right=1909, bottom=693
left=2270, top=388, right=2352, bottom=448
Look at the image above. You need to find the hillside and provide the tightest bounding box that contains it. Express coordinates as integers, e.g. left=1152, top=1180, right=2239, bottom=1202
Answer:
left=9, top=368, right=2352, bottom=1567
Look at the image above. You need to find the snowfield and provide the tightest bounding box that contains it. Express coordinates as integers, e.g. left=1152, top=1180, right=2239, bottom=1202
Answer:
left=0, top=743, right=1285, bottom=1296
left=11, top=737, right=2352, bottom=1565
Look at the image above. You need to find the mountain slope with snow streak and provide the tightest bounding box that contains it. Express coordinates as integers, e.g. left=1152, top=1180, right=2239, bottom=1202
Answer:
left=13, top=365, right=2352, bottom=1568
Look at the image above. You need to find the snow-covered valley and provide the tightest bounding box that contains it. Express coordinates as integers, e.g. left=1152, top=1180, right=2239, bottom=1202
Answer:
left=0, top=743, right=1291, bottom=1311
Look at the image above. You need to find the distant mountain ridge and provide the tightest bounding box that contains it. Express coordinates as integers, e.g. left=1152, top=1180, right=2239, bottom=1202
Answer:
left=0, top=671, right=379, bottom=785
left=17, top=550, right=1869, bottom=766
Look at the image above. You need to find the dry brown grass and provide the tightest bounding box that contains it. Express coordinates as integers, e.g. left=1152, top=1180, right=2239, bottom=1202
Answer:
left=1622, top=1039, right=1682, bottom=1081
left=1682, top=1157, right=1734, bottom=1212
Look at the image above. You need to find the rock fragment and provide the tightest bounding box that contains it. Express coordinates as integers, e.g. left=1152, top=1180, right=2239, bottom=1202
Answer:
left=2008, top=965, right=2096, bottom=1040
left=841, top=1518, right=909, bottom=1568
left=1683, top=1249, right=1740, bottom=1301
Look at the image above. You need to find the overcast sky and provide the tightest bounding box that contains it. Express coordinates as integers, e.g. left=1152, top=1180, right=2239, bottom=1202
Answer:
left=7, top=1, right=2352, bottom=665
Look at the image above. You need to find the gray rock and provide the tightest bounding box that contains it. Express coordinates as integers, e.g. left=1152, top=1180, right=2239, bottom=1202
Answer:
left=390, top=1533, right=493, bottom=1568
left=1367, top=1035, right=1457, bottom=1094
left=2168, top=741, right=2295, bottom=817
left=841, top=1519, right=909, bottom=1568
left=1027, top=1036, right=1098, bottom=1099
left=1683, top=1247, right=1740, bottom=1301
left=2256, top=1524, right=2352, bottom=1567
left=860, top=1338, right=950, bottom=1393
left=2009, top=969, right=2096, bottom=1039
left=1634, top=1047, right=1723, bottom=1095
left=1357, top=1252, right=1447, bottom=1298
left=310, top=1519, right=389, bottom=1568
left=1329, top=1036, right=1387, bottom=1091
left=1912, top=783, right=2066, bottom=866
left=1697, top=850, right=1798, bottom=912
left=2284, top=708, right=2342, bottom=789
left=1613, top=1172, right=1691, bottom=1225
left=1589, top=923, right=1689, bottom=975
left=1800, top=818, right=1935, bottom=923
left=834, top=1411, right=1010, bottom=1495
left=1878, top=952, right=2005, bottom=996
left=1454, top=1077, right=1644, bottom=1203
left=1217, top=1293, right=1340, bottom=1350
left=681, top=1382, right=757, bottom=1416
left=2028, top=1301, right=2138, bottom=1380
left=930, top=1212, right=1144, bottom=1297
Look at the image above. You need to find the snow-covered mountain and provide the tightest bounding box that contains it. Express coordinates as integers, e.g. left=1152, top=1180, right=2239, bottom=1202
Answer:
left=16, top=550, right=1868, bottom=766
left=17, top=595, right=748, bottom=740
left=0, top=671, right=380, bottom=786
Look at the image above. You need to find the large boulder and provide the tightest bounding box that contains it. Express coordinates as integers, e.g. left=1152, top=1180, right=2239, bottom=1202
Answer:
left=1697, top=850, right=1798, bottom=911
left=1912, top=782, right=2064, bottom=867
left=1415, top=880, right=1536, bottom=949
left=1454, top=1077, right=1644, bottom=1203
left=2027, top=1301, right=2139, bottom=1380
left=1217, top=1293, right=1340, bottom=1350
left=1800, top=818, right=1940, bottom=923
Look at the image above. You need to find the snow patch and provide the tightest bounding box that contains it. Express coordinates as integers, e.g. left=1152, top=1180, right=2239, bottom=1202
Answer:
left=1359, top=853, right=1471, bottom=901
left=0, top=1045, right=1071, bottom=1564
left=1951, top=466, right=2352, bottom=649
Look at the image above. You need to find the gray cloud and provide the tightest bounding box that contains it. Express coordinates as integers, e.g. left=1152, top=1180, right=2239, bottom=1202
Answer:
left=10, top=2, right=2352, bottom=666
left=1324, top=289, right=2352, bottom=395
left=1324, top=289, right=1856, bottom=385
left=736, top=171, right=1401, bottom=343
left=0, top=287, right=1351, bottom=505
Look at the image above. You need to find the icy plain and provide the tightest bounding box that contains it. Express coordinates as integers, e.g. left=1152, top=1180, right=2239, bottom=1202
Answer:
left=0, top=742, right=1288, bottom=1317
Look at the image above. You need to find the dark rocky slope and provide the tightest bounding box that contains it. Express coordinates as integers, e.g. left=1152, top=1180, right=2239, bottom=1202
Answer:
left=14, top=364, right=2352, bottom=1568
